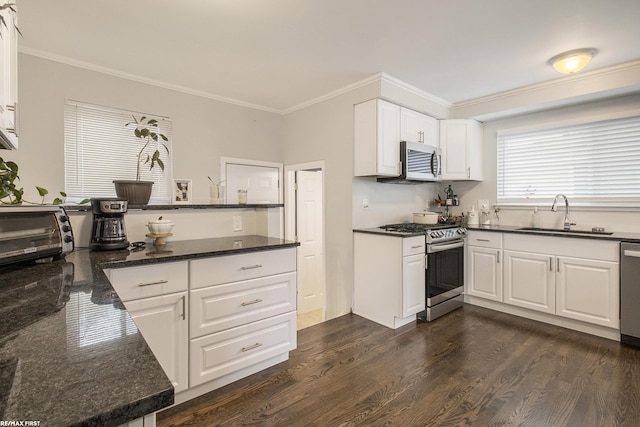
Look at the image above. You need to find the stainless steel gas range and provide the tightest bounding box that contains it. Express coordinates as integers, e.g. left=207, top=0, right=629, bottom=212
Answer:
left=379, top=222, right=467, bottom=321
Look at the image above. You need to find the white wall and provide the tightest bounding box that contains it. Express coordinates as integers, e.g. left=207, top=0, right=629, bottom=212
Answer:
left=8, top=53, right=284, bottom=205
left=455, top=93, right=640, bottom=233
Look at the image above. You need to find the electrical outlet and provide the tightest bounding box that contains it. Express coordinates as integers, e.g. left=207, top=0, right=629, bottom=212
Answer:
left=478, top=199, right=490, bottom=210
left=233, top=216, right=242, bottom=231
left=362, top=198, right=369, bottom=209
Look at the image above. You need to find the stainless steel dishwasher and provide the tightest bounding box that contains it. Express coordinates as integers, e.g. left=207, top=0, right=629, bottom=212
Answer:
left=621, top=242, right=640, bottom=347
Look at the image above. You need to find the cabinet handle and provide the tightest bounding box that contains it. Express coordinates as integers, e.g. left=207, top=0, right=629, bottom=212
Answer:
left=476, top=239, right=490, bottom=242
left=549, top=257, right=553, bottom=272
left=557, top=258, right=560, bottom=273
left=180, top=295, right=186, bottom=320
left=137, top=279, right=169, bottom=287
left=497, top=251, right=500, bottom=264
left=411, top=245, right=422, bottom=249
left=240, top=264, right=263, bottom=270
left=241, top=343, right=263, bottom=352
left=6, top=103, right=18, bottom=137
left=467, top=167, right=471, bottom=179
left=241, top=298, right=263, bottom=306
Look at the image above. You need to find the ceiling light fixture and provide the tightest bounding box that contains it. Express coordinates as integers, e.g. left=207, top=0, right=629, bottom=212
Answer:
left=548, top=48, right=598, bottom=74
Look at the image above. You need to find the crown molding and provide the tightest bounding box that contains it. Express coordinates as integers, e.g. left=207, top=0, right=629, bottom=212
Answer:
left=19, top=47, right=284, bottom=114
left=378, top=72, right=452, bottom=109
left=452, top=59, right=640, bottom=112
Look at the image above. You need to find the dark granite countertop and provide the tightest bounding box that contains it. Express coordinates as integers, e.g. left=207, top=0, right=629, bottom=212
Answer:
left=354, top=225, right=640, bottom=243
left=0, top=235, right=298, bottom=426
left=465, top=224, right=640, bottom=243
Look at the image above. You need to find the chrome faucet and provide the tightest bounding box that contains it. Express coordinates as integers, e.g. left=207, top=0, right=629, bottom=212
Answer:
left=551, top=194, right=576, bottom=231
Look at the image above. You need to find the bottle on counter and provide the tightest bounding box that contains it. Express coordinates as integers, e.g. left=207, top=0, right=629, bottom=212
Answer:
left=531, top=207, right=540, bottom=228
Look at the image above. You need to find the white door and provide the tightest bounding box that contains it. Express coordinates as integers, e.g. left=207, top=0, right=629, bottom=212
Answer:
left=402, top=253, right=426, bottom=317
left=125, top=292, right=189, bottom=392
left=504, top=250, right=555, bottom=314
left=466, top=246, right=503, bottom=302
left=296, top=170, right=324, bottom=315
left=556, top=256, right=619, bottom=328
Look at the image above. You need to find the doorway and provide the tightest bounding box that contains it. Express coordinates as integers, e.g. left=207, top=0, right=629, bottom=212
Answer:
left=285, top=161, right=326, bottom=330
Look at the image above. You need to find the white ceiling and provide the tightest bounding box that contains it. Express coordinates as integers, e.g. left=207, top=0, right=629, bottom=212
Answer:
left=17, top=0, right=640, bottom=113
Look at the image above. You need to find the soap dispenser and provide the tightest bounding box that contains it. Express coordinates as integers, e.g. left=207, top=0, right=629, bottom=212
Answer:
left=531, top=207, right=540, bottom=228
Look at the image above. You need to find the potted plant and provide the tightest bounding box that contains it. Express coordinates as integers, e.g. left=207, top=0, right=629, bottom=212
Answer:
left=113, top=115, right=169, bottom=205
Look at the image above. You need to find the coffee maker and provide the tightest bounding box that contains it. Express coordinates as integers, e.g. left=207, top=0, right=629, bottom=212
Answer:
left=90, top=198, right=129, bottom=250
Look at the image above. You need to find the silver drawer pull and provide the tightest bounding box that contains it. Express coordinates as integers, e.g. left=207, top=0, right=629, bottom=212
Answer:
left=241, top=343, right=263, bottom=352
left=241, top=264, right=263, bottom=270
left=476, top=239, right=490, bottom=242
left=411, top=245, right=423, bottom=249
left=138, top=279, right=169, bottom=287
left=241, top=298, right=263, bottom=306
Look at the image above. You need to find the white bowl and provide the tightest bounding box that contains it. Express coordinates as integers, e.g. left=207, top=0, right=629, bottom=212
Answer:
left=147, top=220, right=174, bottom=234
left=413, top=212, right=439, bottom=224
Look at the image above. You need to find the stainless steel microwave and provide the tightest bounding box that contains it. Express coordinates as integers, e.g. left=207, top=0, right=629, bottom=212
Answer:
left=0, top=205, right=74, bottom=266
left=378, top=141, right=442, bottom=183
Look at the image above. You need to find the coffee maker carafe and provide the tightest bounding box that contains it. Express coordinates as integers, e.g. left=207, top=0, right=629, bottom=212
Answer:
left=90, top=198, right=129, bottom=250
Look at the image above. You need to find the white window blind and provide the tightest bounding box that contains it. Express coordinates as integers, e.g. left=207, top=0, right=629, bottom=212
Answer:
left=64, top=101, right=172, bottom=204
left=497, top=115, right=640, bottom=206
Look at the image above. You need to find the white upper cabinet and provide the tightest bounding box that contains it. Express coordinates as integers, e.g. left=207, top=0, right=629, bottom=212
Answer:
left=439, top=119, right=482, bottom=181
left=354, top=99, right=401, bottom=177
left=0, top=1, right=18, bottom=149
left=400, top=107, right=438, bottom=146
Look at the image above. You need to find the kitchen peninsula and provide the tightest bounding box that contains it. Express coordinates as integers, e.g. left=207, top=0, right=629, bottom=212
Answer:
left=0, top=235, right=298, bottom=426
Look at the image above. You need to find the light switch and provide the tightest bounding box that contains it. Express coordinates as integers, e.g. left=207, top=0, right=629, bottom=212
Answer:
left=362, top=198, right=369, bottom=209
left=478, top=199, right=490, bottom=210
left=233, top=216, right=242, bottom=231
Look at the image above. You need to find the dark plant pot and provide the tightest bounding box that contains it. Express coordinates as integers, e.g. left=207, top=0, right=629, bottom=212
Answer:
left=113, top=180, right=154, bottom=205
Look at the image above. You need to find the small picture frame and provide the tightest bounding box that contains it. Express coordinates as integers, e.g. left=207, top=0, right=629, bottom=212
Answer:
left=173, top=179, right=192, bottom=204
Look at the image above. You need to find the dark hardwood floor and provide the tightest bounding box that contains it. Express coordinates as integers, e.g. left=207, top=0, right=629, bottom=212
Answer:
left=157, top=305, right=640, bottom=426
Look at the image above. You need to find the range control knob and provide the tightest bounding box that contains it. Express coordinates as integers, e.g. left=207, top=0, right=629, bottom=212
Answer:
left=62, top=225, right=72, bottom=233
left=64, top=236, right=74, bottom=243
left=59, top=215, right=69, bottom=223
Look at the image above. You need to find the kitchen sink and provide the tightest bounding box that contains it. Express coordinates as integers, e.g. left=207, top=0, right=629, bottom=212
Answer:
left=517, top=227, right=613, bottom=236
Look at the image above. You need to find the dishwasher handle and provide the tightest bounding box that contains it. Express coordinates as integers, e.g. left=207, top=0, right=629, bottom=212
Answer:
left=623, top=249, right=640, bottom=258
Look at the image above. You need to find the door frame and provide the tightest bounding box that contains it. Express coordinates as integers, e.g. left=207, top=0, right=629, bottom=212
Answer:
left=284, top=161, right=326, bottom=318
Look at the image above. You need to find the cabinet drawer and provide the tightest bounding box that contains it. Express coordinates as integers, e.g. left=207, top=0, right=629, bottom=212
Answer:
left=107, top=261, right=188, bottom=301
left=189, top=311, right=297, bottom=387
left=403, top=236, right=426, bottom=256
left=190, top=248, right=296, bottom=289
left=190, top=272, right=296, bottom=338
left=467, top=231, right=502, bottom=249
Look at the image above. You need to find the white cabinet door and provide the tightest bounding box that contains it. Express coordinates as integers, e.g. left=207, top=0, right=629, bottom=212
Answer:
left=402, top=253, right=426, bottom=317
left=400, top=108, right=438, bottom=145
left=125, top=292, right=189, bottom=393
left=466, top=246, right=502, bottom=302
left=439, top=119, right=482, bottom=181
left=0, top=2, right=18, bottom=149
left=354, top=99, right=400, bottom=177
left=556, top=256, right=619, bottom=328
left=504, top=250, right=555, bottom=314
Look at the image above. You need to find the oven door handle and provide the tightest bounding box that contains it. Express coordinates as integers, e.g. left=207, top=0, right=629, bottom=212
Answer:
left=427, top=240, right=465, bottom=253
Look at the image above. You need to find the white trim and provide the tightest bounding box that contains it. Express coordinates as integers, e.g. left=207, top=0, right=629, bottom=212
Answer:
left=219, top=157, right=284, bottom=204
left=20, top=47, right=283, bottom=114
left=378, top=72, right=453, bottom=109
left=455, top=59, right=640, bottom=111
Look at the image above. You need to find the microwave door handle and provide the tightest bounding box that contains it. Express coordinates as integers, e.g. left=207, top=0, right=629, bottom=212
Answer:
left=430, top=151, right=437, bottom=177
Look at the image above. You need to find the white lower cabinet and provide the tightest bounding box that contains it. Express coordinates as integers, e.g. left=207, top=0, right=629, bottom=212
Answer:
left=107, top=247, right=297, bottom=403
left=466, top=232, right=620, bottom=333
left=354, top=233, right=425, bottom=329
left=106, top=261, right=189, bottom=393
left=125, top=292, right=189, bottom=393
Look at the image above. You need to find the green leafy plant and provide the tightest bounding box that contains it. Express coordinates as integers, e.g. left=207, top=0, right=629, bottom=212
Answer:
left=125, top=115, right=169, bottom=181
left=0, top=156, right=88, bottom=205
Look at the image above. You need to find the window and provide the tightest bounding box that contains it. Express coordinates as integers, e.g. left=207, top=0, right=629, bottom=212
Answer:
left=64, top=101, right=172, bottom=204
left=497, top=114, right=640, bottom=207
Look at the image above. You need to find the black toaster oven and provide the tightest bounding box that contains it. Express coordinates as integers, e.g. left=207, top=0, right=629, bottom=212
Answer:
left=0, top=205, right=74, bottom=266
